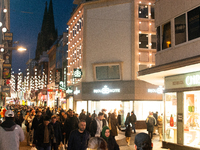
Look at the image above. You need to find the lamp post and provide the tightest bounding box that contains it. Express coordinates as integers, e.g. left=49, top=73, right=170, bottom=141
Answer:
left=0, top=46, right=27, bottom=106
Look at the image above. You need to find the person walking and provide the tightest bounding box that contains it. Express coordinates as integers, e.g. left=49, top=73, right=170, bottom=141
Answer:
left=33, top=116, right=54, bottom=150
left=0, top=110, right=24, bottom=150
left=101, top=126, right=119, bottom=150
left=50, top=115, right=62, bottom=150
left=125, top=112, right=130, bottom=127
left=63, top=109, right=78, bottom=144
left=91, top=110, right=97, bottom=120
left=125, top=124, right=132, bottom=146
left=146, top=112, right=156, bottom=139
left=90, top=112, right=104, bottom=137
left=15, top=111, right=24, bottom=127
left=25, top=111, right=34, bottom=146
left=157, top=115, right=163, bottom=141
left=110, top=110, right=120, bottom=138
left=130, top=111, right=137, bottom=133
left=67, top=120, right=90, bottom=150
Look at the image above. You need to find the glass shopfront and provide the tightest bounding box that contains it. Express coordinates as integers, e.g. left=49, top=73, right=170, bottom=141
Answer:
left=164, top=93, right=177, bottom=143
left=184, top=91, right=200, bottom=148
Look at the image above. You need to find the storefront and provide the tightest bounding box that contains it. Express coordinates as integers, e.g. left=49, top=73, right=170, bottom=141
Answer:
left=70, top=80, right=163, bottom=125
left=162, top=71, right=200, bottom=149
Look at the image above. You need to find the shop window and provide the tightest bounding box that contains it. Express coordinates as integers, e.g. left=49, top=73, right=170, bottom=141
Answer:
left=188, top=7, right=200, bottom=41
left=95, top=65, right=120, bottom=80
left=164, top=93, right=177, bottom=144
left=157, top=26, right=161, bottom=52
left=162, top=22, right=171, bottom=50
left=151, top=35, right=156, bottom=49
left=139, top=34, right=148, bottom=49
left=151, top=5, right=155, bottom=19
left=184, top=91, right=200, bottom=148
left=175, top=14, right=186, bottom=45
left=139, top=5, right=148, bottom=19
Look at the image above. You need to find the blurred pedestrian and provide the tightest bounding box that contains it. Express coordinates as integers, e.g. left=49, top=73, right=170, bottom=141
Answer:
left=91, top=110, right=97, bottom=120
left=50, top=115, right=62, bottom=150
left=157, top=115, right=163, bottom=141
left=0, top=110, right=24, bottom=150
left=130, top=111, right=137, bottom=133
left=125, top=124, right=132, bottom=146
left=90, top=112, right=104, bottom=137
left=15, top=111, right=24, bottom=127
left=33, top=115, right=54, bottom=150
left=125, top=113, right=130, bottom=127
left=146, top=112, right=156, bottom=139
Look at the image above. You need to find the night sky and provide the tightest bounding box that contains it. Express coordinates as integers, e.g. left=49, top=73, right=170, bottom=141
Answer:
left=10, top=0, right=74, bottom=73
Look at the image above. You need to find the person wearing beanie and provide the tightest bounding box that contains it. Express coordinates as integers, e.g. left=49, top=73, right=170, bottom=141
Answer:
left=32, top=115, right=54, bottom=150
left=101, top=126, right=119, bottom=150
left=134, top=133, right=153, bottom=150
left=0, top=110, right=24, bottom=150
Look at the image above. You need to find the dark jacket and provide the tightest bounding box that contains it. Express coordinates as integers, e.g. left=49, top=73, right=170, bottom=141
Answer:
left=63, top=116, right=78, bottom=140
left=50, top=121, right=62, bottom=144
left=33, top=123, right=54, bottom=147
left=103, top=136, right=119, bottom=150
left=89, top=119, right=97, bottom=137
left=125, top=116, right=130, bottom=126
left=125, top=126, right=132, bottom=137
left=67, top=129, right=90, bottom=150
left=130, top=113, right=137, bottom=124
left=31, top=116, right=43, bottom=130
left=79, top=113, right=87, bottom=121
left=85, top=116, right=92, bottom=132
left=146, top=115, right=156, bottom=132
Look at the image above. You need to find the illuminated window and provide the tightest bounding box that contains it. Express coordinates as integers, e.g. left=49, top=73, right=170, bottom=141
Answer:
left=162, top=22, right=171, bottom=50
left=139, top=5, right=148, bottom=19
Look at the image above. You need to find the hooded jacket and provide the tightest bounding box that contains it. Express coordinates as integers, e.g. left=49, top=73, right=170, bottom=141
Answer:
left=0, top=119, right=24, bottom=150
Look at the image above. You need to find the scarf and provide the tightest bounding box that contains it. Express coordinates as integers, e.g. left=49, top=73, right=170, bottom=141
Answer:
left=101, top=126, right=110, bottom=141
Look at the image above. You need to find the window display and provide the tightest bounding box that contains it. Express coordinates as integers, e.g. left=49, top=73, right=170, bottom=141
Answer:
left=164, top=93, right=177, bottom=143
left=184, top=91, right=200, bottom=148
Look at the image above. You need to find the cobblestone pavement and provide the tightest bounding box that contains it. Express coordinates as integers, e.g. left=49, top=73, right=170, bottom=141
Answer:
left=19, top=124, right=167, bottom=150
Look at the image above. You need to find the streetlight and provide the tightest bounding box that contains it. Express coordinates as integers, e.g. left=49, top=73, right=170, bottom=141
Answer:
left=17, top=47, right=27, bottom=52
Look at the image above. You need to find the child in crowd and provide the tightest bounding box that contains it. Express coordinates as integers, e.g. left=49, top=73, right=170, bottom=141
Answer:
left=125, top=124, right=132, bottom=146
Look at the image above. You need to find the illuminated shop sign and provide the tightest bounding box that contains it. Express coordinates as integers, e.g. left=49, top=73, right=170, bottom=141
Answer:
left=148, top=86, right=164, bottom=94
left=73, top=69, right=82, bottom=78
left=66, top=88, right=73, bottom=94
left=74, top=87, right=80, bottom=95
left=185, top=74, right=200, bottom=86
left=93, top=85, right=120, bottom=94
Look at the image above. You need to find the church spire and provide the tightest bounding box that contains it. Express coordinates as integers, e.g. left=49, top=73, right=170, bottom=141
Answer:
left=41, top=1, right=48, bottom=32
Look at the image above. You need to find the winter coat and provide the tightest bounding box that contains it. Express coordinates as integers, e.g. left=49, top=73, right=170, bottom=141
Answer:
left=79, top=113, right=87, bottom=121
left=110, top=113, right=119, bottom=137
left=86, top=116, right=92, bottom=132
left=63, top=116, right=78, bottom=140
left=125, top=126, right=132, bottom=137
left=31, top=116, right=43, bottom=130
left=89, top=119, right=98, bottom=137
left=50, top=121, right=62, bottom=143
left=130, top=113, right=137, bottom=124
left=14, top=114, right=24, bottom=127
left=0, top=120, right=24, bottom=150
left=125, top=116, right=130, bottom=126
left=146, top=115, right=156, bottom=132
left=33, top=123, right=54, bottom=147
left=68, top=129, right=90, bottom=150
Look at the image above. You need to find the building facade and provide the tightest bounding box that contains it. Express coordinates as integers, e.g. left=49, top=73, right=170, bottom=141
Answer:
left=67, top=0, right=162, bottom=125
left=138, top=0, right=200, bottom=149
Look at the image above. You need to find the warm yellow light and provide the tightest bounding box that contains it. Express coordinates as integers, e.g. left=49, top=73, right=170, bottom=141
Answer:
left=17, top=47, right=27, bottom=51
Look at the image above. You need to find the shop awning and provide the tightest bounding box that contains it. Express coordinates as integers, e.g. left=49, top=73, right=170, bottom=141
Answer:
left=138, top=55, right=200, bottom=86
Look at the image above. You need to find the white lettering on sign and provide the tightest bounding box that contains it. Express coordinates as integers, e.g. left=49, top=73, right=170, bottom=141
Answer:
left=66, top=88, right=73, bottom=94
left=186, top=75, right=200, bottom=86
left=74, top=87, right=80, bottom=95
left=93, top=85, right=120, bottom=94
left=148, top=86, right=164, bottom=94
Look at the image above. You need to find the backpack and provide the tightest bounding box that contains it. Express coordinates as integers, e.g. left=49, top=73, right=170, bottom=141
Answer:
left=148, top=117, right=154, bottom=126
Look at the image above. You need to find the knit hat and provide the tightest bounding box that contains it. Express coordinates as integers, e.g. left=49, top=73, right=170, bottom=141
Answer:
left=101, top=126, right=110, bottom=141
left=134, top=133, right=152, bottom=150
